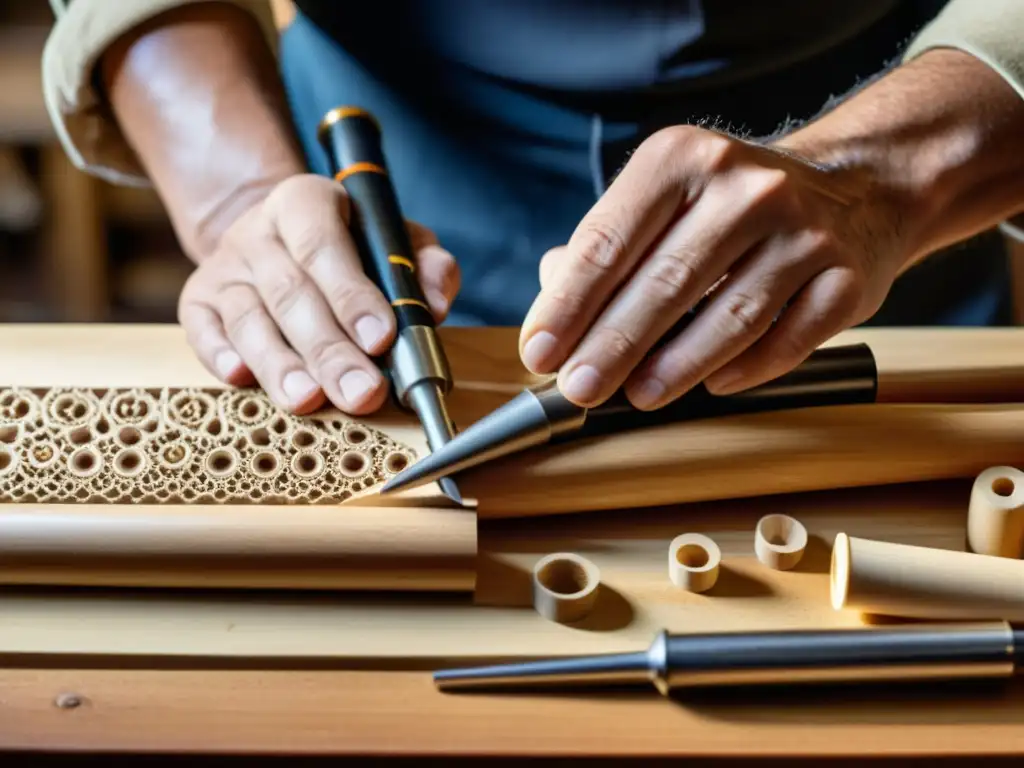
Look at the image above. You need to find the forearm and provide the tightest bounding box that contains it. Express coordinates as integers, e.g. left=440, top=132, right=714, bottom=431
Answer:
left=99, top=2, right=305, bottom=262
left=777, top=48, right=1024, bottom=270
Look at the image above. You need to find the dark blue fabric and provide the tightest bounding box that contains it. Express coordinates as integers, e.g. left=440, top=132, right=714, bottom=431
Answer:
left=278, top=2, right=1010, bottom=328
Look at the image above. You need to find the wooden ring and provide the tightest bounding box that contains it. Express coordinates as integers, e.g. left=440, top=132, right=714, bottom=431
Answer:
left=532, top=552, right=600, bottom=624
left=668, top=533, right=721, bottom=593
left=967, top=465, right=1024, bottom=558
left=754, top=513, right=807, bottom=570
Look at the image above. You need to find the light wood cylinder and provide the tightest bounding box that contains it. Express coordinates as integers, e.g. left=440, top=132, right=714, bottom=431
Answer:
left=967, top=466, right=1024, bottom=558
left=754, top=514, right=807, bottom=570
left=531, top=552, right=600, bottom=623
left=0, top=504, right=477, bottom=592
left=668, top=533, right=720, bottom=593
left=830, top=533, right=1024, bottom=621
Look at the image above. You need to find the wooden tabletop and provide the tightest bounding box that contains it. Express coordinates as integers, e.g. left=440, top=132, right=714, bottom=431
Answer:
left=2, top=479, right=1024, bottom=760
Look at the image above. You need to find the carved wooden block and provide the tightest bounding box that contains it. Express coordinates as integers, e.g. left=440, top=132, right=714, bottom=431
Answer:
left=0, top=386, right=418, bottom=505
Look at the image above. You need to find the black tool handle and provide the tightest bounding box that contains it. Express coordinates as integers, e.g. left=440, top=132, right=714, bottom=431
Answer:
left=561, top=342, right=878, bottom=442
left=316, top=107, right=434, bottom=332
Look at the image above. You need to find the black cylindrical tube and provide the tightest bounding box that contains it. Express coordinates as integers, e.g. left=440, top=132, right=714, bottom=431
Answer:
left=569, top=343, right=878, bottom=441
left=316, top=107, right=435, bottom=331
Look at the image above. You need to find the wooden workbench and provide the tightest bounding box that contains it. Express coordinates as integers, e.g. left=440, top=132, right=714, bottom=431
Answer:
left=1, top=325, right=1024, bottom=760
left=2, top=478, right=1023, bottom=760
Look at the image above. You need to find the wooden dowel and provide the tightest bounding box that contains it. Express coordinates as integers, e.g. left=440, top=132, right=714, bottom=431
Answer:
left=830, top=533, right=1024, bottom=621
left=0, top=504, right=477, bottom=592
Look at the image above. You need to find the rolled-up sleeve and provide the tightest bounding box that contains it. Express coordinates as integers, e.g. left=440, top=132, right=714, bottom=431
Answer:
left=903, top=0, right=1024, bottom=241
left=42, top=0, right=276, bottom=188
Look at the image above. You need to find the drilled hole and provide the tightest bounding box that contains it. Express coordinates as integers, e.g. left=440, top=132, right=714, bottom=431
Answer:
left=206, top=419, right=223, bottom=436
left=536, top=559, right=590, bottom=596
left=95, top=417, right=110, bottom=434
left=0, top=449, right=11, bottom=471
left=760, top=515, right=797, bottom=547
left=206, top=449, right=237, bottom=477
left=68, top=426, right=91, bottom=445
left=292, top=451, right=322, bottom=478
left=241, top=400, right=260, bottom=419
left=250, top=428, right=271, bottom=447
left=271, top=417, right=288, bottom=435
left=69, top=447, right=101, bottom=476
left=993, top=477, right=1015, bottom=497
left=675, top=543, right=710, bottom=569
left=118, top=427, right=142, bottom=446
left=114, top=448, right=145, bottom=476
left=14, top=400, right=29, bottom=418
left=292, top=429, right=316, bottom=448
left=340, top=450, right=368, bottom=476
left=345, top=427, right=367, bottom=444
left=385, top=452, right=409, bottom=474
left=0, top=425, right=18, bottom=443
left=251, top=451, right=279, bottom=477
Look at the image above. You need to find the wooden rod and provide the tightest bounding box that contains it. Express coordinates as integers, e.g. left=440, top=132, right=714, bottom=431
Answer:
left=830, top=533, right=1024, bottom=621
left=0, top=504, right=477, bottom=592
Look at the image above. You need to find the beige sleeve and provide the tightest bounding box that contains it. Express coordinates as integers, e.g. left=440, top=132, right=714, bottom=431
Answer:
left=902, top=0, right=1024, bottom=241
left=42, top=0, right=277, bottom=188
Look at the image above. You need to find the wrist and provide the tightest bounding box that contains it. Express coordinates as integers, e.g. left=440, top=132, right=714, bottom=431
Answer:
left=774, top=48, right=1024, bottom=269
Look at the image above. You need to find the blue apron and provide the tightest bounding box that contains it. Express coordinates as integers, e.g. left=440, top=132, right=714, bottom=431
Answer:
left=277, top=1, right=1010, bottom=328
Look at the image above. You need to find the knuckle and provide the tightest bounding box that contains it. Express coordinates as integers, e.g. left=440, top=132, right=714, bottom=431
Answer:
left=306, top=336, right=358, bottom=372
left=641, top=125, right=701, bottom=159
left=645, top=248, right=700, bottom=298
left=572, top=217, right=628, bottom=272
left=718, top=290, right=770, bottom=337
left=285, top=222, right=329, bottom=271
left=325, top=278, right=377, bottom=317
left=221, top=296, right=263, bottom=341
left=593, top=324, right=643, bottom=362
left=265, top=268, right=312, bottom=317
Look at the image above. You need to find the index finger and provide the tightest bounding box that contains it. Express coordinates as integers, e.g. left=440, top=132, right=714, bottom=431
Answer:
left=518, top=131, right=695, bottom=375
left=262, top=174, right=397, bottom=357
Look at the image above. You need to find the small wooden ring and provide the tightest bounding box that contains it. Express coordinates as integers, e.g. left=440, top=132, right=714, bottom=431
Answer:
left=668, top=533, right=721, bottom=593
left=755, top=513, right=807, bottom=570
left=532, top=552, right=600, bottom=624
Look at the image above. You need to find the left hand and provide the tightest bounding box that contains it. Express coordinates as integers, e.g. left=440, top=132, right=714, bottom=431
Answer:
left=518, top=124, right=907, bottom=409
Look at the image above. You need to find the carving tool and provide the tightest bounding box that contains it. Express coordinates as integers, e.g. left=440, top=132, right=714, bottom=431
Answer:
left=433, top=622, right=1024, bottom=694
left=317, top=107, right=464, bottom=506
left=380, top=341, right=878, bottom=495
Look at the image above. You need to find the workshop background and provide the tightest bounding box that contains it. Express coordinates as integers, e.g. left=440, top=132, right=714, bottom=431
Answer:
left=1, top=0, right=1021, bottom=325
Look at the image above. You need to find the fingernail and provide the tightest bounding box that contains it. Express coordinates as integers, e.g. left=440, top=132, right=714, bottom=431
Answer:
left=425, top=288, right=449, bottom=315
left=282, top=370, right=319, bottom=407
left=705, top=369, right=741, bottom=394
left=354, top=315, right=387, bottom=352
left=561, top=365, right=602, bottom=403
left=340, top=369, right=377, bottom=407
left=630, top=377, right=666, bottom=409
left=522, top=331, right=559, bottom=371
left=215, top=350, right=242, bottom=379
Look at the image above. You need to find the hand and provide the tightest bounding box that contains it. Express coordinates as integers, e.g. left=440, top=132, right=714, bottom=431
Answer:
left=519, top=124, right=906, bottom=410
left=178, top=174, right=460, bottom=415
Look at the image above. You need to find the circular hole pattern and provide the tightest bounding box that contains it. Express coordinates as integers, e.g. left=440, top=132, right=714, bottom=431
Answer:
left=0, top=391, right=32, bottom=421
left=110, top=393, right=152, bottom=423
left=345, top=426, right=367, bottom=445
left=339, top=450, right=369, bottom=477
left=168, top=391, right=214, bottom=428
left=992, top=477, right=1015, bottom=497
left=114, top=448, right=146, bottom=477
left=292, top=429, right=316, bottom=449
left=0, top=424, right=18, bottom=444
left=250, top=451, right=280, bottom=478
left=68, top=446, right=102, bottom=477
left=29, top=441, right=57, bottom=467
left=117, top=426, right=142, bottom=446
left=291, top=451, right=324, bottom=478
left=384, top=452, right=410, bottom=474
left=536, top=558, right=590, bottom=596
left=250, top=427, right=271, bottom=447
left=50, top=393, right=93, bottom=425
left=0, top=446, right=14, bottom=474
left=161, top=442, right=190, bottom=468
left=205, top=448, right=238, bottom=478
left=68, top=426, right=92, bottom=445
left=675, top=543, right=710, bottom=569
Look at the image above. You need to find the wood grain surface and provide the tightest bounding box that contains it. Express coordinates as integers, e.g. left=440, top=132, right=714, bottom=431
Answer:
left=2, top=479, right=1024, bottom=758
left=4, top=324, right=1024, bottom=518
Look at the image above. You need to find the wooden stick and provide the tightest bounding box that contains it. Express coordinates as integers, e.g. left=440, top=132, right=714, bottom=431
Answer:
left=830, top=533, right=1024, bottom=621
left=0, top=504, right=477, bottom=592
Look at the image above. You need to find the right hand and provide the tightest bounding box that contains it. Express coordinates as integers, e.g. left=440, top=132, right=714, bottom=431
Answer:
left=178, top=174, right=460, bottom=415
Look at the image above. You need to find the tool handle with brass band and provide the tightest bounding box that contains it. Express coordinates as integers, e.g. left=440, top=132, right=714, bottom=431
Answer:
left=316, top=107, right=435, bottom=332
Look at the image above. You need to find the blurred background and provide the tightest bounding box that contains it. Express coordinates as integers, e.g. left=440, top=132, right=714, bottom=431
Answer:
left=1, top=0, right=1021, bottom=326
